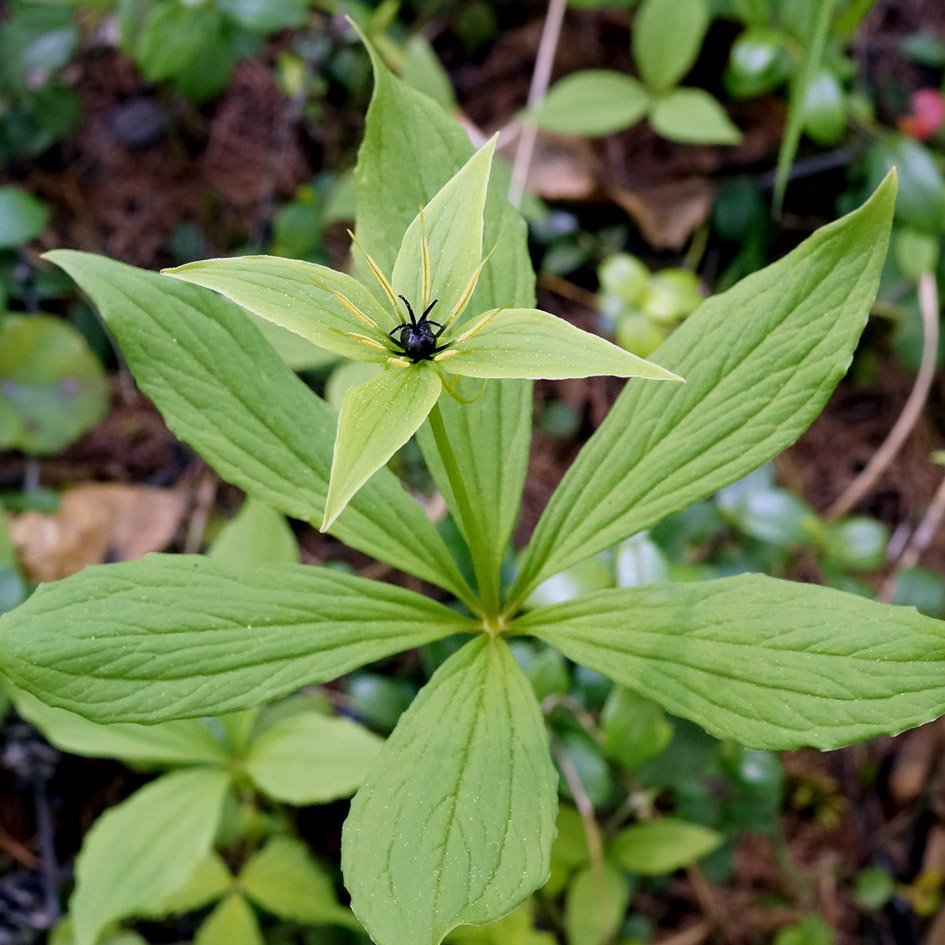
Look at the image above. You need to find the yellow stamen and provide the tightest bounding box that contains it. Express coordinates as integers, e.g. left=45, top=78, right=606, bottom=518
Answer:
left=442, top=245, right=497, bottom=332
left=433, top=348, right=459, bottom=362
left=349, top=332, right=388, bottom=352
left=387, top=356, right=411, bottom=367
left=420, top=209, right=431, bottom=309
left=334, top=291, right=378, bottom=330
left=453, top=309, right=498, bottom=344
left=347, top=229, right=400, bottom=314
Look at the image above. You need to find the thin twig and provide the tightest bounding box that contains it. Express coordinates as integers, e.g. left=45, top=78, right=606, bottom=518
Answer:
left=879, top=470, right=945, bottom=602
left=824, top=270, right=939, bottom=523
left=548, top=731, right=605, bottom=869
left=507, top=0, right=567, bottom=208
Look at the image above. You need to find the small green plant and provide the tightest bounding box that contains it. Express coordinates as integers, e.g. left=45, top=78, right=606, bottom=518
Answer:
left=12, top=685, right=377, bottom=945
left=0, top=2, right=82, bottom=163
left=597, top=253, right=702, bottom=357
left=114, top=0, right=311, bottom=102
left=3, top=35, right=945, bottom=945
left=525, top=0, right=742, bottom=145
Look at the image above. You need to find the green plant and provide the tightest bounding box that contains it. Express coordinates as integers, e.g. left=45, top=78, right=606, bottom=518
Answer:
left=0, top=1, right=82, bottom=163
left=525, top=0, right=742, bottom=145
left=115, top=0, right=311, bottom=102
left=597, top=253, right=703, bottom=358
left=2, top=36, right=945, bottom=945
left=6, top=498, right=378, bottom=945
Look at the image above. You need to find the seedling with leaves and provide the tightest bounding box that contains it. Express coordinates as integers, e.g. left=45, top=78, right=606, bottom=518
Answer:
left=2, top=37, right=945, bottom=945
left=525, top=0, right=741, bottom=145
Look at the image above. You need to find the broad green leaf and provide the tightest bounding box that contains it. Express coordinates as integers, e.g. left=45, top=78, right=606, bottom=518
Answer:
left=649, top=89, right=742, bottom=145
left=323, top=363, right=443, bottom=529
left=526, top=71, right=649, bottom=137
left=208, top=498, right=299, bottom=567
left=564, top=863, right=630, bottom=945
left=0, top=314, right=108, bottom=454
left=392, top=138, right=494, bottom=323
left=773, top=0, right=836, bottom=214
left=195, top=894, right=262, bottom=945
left=0, top=555, right=472, bottom=723
left=44, top=250, right=474, bottom=604
left=439, top=308, right=682, bottom=381
left=9, top=687, right=230, bottom=765
left=342, top=636, right=558, bottom=945
left=510, top=173, right=896, bottom=604
left=609, top=819, right=723, bottom=874
left=155, top=852, right=233, bottom=915
left=245, top=712, right=383, bottom=804
left=517, top=573, right=945, bottom=750
left=633, top=0, right=711, bottom=91
left=241, top=836, right=356, bottom=927
left=356, top=40, right=534, bottom=600
left=71, top=768, right=230, bottom=945
left=165, top=255, right=396, bottom=361
left=0, top=186, right=49, bottom=248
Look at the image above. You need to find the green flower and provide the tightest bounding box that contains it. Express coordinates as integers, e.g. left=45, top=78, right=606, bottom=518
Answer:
left=165, top=138, right=682, bottom=530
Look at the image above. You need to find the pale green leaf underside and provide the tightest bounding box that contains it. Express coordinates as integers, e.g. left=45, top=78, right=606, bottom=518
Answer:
left=442, top=308, right=683, bottom=381
left=356, top=44, right=534, bottom=586
left=43, top=250, right=472, bottom=603
left=8, top=687, right=230, bottom=765
left=342, top=636, right=558, bottom=945
left=165, top=255, right=394, bottom=360
left=195, top=895, right=262, bottom=945
left=517, top=573, right=945, bottom=750
left=392, top=138, right=494, bottom=319
left=511, top=173, right=896, bottom=602
left=324, top=363, right=443, bottom=529
left=245, top=712, right=383, bottom=804
left=241, top=837, right=357, bottom=928
left=0, top=555, right=471, bottom=723
left=609, top=819, right=723, bottom=875
left=527, top=71, right=649, bottom=136
left=72, top=768, right=230, bottom=945
left=650, top=88, right=742, bottom=145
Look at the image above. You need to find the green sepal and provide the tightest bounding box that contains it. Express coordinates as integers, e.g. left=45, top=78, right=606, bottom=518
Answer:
left=440, top=308, right=683, bottom=381
left=323, top=362, right=443, bottom=529
left=165, top=255, right=395, bottom=360
left=391, top=138, right=494, bottom=323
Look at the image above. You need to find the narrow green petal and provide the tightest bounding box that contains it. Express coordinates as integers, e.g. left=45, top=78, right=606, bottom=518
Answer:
left=437, top=308, right=683, bottom=381
left=391, top=138, right=495, bottom=322
left=323, top=363, right=443, bottom=529
left=164, top=256, right=394, bottom=361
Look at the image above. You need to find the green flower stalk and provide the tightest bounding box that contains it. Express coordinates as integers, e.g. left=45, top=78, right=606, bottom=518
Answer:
left=165, top=138, right=682, bottom=533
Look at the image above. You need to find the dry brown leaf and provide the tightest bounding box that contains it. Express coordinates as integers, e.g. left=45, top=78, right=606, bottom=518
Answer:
left=609, top=177, right=715, bottom=250
left=522, top=132, right=600, bottom=201
left=9, top=483, right=187, bottom=583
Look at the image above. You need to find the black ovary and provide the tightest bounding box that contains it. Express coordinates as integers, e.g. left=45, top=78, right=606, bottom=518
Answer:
left=395, top=322, right=439, bottom=361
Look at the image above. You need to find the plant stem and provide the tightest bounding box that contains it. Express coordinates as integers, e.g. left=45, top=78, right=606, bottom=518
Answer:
left=427, top=401, right=501, bottom=619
